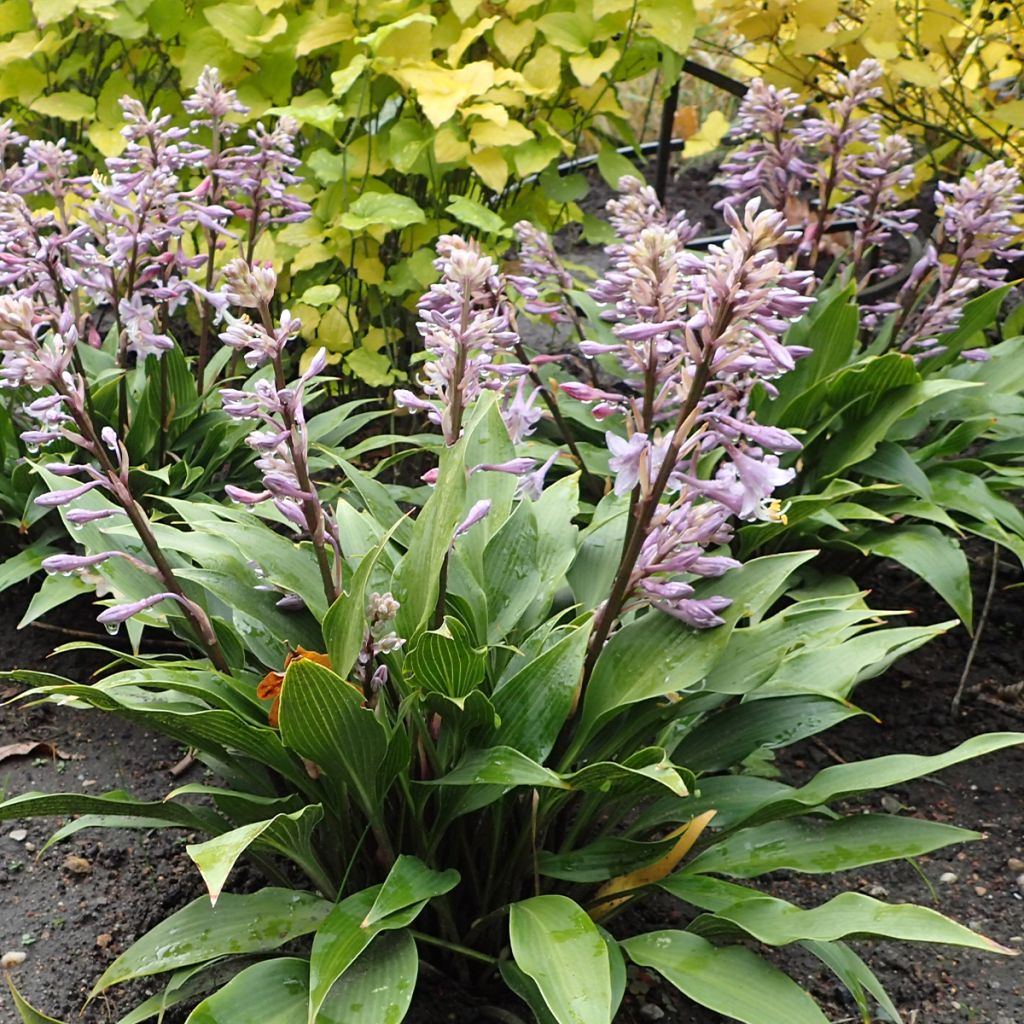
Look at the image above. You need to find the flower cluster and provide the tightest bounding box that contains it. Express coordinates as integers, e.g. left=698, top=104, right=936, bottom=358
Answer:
left=896, top=161, right=1024, bottom=356
left=713, top=80, right=811, bottom=213
left=216, top=261, right=340, bottom=606
left=395, top=236, right=531, bottom=447
left=0, top=66, right=309, bottom=377
left=714, top=60, right=916, bottom=281
left=559, top=186, right=813, bottom=630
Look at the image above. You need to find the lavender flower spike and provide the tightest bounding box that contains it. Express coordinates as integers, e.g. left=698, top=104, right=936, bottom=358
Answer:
left=398, top=236, right=526, bottom=446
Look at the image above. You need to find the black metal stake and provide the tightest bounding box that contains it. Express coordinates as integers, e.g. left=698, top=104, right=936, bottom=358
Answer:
left=655, top=79, right=681, bottom=205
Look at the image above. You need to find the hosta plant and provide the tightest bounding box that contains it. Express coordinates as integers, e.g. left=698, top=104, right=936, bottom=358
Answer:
left=1, top=208, right=1021, bottom=1024
left=515, top=74, right=1024, bottom=629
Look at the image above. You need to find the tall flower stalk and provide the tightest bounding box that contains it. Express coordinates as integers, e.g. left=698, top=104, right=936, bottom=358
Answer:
left=0, top=300, right=230, bottom=671
left=573, top=196, right=813, bottom=686
left=218, top=260, right=341, bottom=606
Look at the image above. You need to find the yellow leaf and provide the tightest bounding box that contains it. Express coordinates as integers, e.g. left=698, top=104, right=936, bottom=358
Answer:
left=278, top=218, right=326, bottom=247
left=683, top=109, right=730, bottom=158
left=447, top=14, right=499, bottom=66
left=290, top=303, right=321, bottom=342
left=594, top=0, right=634, bottom=15
left=470, top=118, right=533, bottom=148
left=462, top=101, right=508, bottom=126
left=590, top=811, right=717, bottom=922
left=330, top=55, right=369, bottom=97
left=638, top=0, right=696, bottom=54
left=794, top=0, right=838, bottom=27
left=354, top=253, right=385, bottom=285
left=570, top=82, right=625, bottom=118
left=346, top=347, right=396, bottom=387
left=87, top=123, right=126, bottom=157
left=0, top=29, right=41, bottom=63
left=250, top=11, right=287, bottom=44
left=434, top=125, right=471, bottom=163
left=297, top=12, right=354, bottom=56
left=468, top=147, right=509, bottom=192
left=450, top=0, right=479, bottom=22
left=513, top=135, right=562, bottom=177
left=30, top=91, right=95, bottom=121
left=569, top=46, right=620, bottom=87
left=892, top=58, right=944, bottom=88
left=391, top=60, right=495, bottom=126
left=993, top=100, right=1024, bottom=129
left=362, top=326, right=391, bottom=354
left=317, top=306, right=354, bottom=353
left=480, top=85, right=527, bottom=108
left=522, top=44, right=562, bottom=97
left=291, top=242, right=333, bottom=273
left=492, top=18, right=535, bottom=63
left=357, top=12, right=436, bottom=53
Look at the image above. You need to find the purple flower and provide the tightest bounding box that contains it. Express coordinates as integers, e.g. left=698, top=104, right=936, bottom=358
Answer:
left=714, top=79, right=812, bottom=213
left=118, top=294, right=173, bottom=358
left=401, top=236, right=526, bottom=445
left=453, top=499, right=492, bottom=540
left=96, top=592, right=181, bottom=628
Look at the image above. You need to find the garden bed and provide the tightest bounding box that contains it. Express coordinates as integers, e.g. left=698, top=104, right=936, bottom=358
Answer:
left=3, top=554, right=1021, bottom=1024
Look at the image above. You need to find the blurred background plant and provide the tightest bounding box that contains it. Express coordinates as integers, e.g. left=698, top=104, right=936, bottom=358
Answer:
left=691, top=0, right=1024, bottom=169
left=0, top=0, right=700, bottom=390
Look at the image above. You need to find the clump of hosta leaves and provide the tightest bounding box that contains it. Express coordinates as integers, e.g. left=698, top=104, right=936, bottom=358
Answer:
left=2, top=176, right=1022, bottom=1024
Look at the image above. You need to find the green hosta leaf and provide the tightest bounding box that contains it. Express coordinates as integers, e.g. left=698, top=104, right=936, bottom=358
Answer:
left=578, top=552, right=816, bottom=741
left=816, top=380, right=977, bottom=479
left=185, top=958, right=308, bottom=1023
left=734, top=732, right=1024, bottom=829
left=766, top=282, right=859, bottom=425
left=309, top=888, right=424, bottom=1021
left=510, top=896, right=613, bottom=1024
left=363, top=856, right=460, bottom=928
left=12, top=682, right=311, bottom=792
left=323, top=525, right=400, bottom=681
left=432, top=746, right=567, bottom=789
left=187, top=805, right=325, bottom=905
left=932, top=284, right=1011, bottom=356
left=850, top=524, right=972, bottom=627
left=394, top=438, right=467, bottom=637
left=753, top=622, right=951, bottom=701
left=856, top=441, right=933, bottom=500
left=490, top=619, right=592, bottom=762
left=565, top=751, right=691, bottom=798
left=672, top=695, right=862, bottom=773
left=29, top=91, right=95, bottom=121
left=278, top=658, right=389, bottom=816
left=6, top=975, right=67, bottom=1024
left=622, top=931, right=828, bottom=1024
left=116, top=960, right=249, bottom=1024
left=404, top=617, right=486, bottom=699
left=482, top=499, right=540, bottom=642
left=338, top=193, right=426, bottom=232
left=319, top=931, right=417, bottom=1024
left=688, top=890, right=1015, bottom=953
left=685, top=815, right=978, bottom=879
left=804, top=940, right=903, bottom=1024
left=92, top=889, right=330, bottom=994
left=0, top=790, right=222, bottom=836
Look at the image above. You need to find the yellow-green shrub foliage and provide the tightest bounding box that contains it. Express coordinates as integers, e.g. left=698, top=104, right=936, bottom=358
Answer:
left=697, top=0, right=1024, bottom=167
left=0, top=0, right=696, bottom=384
